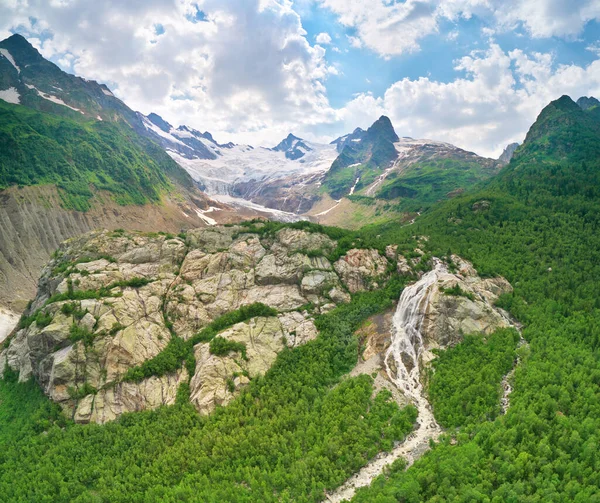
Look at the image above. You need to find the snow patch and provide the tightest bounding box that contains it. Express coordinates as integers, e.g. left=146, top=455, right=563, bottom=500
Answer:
left=0, top=307, right=20, bottom=345
left=211, top=194, right=305, bottom=223
left=0, top=87, right=20, bottom=104
left=349, top=177, right=360, bottom=196
left=102, top=88, right=114, bottom=97
left=0, top=49, right=20, bottom=73
left=27, top=85, right=83, bottom=112
left=314, top=199, right=342, bottom=217
left=195, top=206, right=219, bottom=226
left=141, top=115, right=188, bottom=147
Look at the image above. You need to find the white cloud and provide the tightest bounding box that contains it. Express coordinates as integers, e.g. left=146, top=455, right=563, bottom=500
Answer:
left=346, top=35, right=363, bottom=49
left=319, top=0, right=600, bottom=58
left=340, top=44, right=600, bottom=157
left=323, top=0, right=437, bottom=57
left=1, top=0, right=599, bottom=156
left=0, top=0, right=340, bottom=146
left=587, top=42, right=600, bottom=56
left=315, top=31, right=331, bottom=44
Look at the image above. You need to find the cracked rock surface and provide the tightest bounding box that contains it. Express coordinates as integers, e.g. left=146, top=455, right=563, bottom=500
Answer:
left=1, top=226, right=393, bottom=423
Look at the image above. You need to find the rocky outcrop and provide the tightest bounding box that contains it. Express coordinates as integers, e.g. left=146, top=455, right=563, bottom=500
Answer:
left=334, top=249, right=389, bottom=293
left=190, top=314, right=316, bottom=415
left=418, top=255, right=512, bottom=350
left=0, top=184, right=248, bottom=314
left=1, top=226, right=396, bottom=423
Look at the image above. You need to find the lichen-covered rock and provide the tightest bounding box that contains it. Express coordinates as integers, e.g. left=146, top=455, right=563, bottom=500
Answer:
left=190, top=316, right=284, bottom=415
left=74, top=368, right=188, bottom=424
left=2, top=227, right=388, bottom=423
left=190, top=314, right=317, bottom=415
left=334, top=249, right=389, bottom=293
left=415, top=257, right=513, bottom=349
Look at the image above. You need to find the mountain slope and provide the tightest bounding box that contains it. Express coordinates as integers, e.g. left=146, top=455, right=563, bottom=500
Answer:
left=0, top=34, right=260, bottom=316
left=346, top=94, right=600, bottom=502
left=323, top=116, right=400, bottom=199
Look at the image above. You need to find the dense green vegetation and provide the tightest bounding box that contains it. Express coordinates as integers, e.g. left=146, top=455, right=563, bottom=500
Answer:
left=0, top=100, right=191, bottom=210
left=209, top=336, right=248, bottom=359
left=427, top=329, right=520, bottom=428
left=377, top=157, right=499, bottom=211
left=349, top=95, right=600, bottom=501
left=2, top=94, right=600, bottom=502
left=438, top=283, right=475, bottom=301
left=0, top=280, right=417, bottom=502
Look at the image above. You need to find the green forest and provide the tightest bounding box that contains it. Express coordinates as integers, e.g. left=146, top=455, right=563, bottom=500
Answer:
left=2, top=94, right=600, bottom=502
left=0, top=100, right=192, bottom=210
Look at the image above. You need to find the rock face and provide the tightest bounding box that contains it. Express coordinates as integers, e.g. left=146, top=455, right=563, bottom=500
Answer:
left=419, top=255, right=512, bottom=350
left=354, top=254, right=512, bottom=383
left=334, top=249, right=389, bottom=293
left=1, top=226, right=395, bottom=423
left=190, top=314, right=316, bottom=415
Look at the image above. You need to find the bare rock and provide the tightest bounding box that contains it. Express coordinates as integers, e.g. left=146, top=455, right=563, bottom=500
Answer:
left=334, top=249, right=389, bottom=293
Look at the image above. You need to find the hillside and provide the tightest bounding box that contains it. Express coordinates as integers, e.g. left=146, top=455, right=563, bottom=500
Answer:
left=346, top=95, right=600, bottom=501
left=0, top=35, right=262, bottom=318
left=1, top=94, right=598, bottom=502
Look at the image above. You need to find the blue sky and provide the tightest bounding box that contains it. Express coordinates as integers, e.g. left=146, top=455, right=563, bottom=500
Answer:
left=302, top=9, right=600, bottom=109
left=1, top=0, right=600, bottom=156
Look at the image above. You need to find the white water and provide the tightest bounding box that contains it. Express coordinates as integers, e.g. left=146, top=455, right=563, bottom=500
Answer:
left=500, top=335, right=527, bottom=414
left=327, top=261, right=446, bottom=502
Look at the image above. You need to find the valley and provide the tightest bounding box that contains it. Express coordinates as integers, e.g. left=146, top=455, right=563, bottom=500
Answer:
left=1, top=26, right=600, bottom=503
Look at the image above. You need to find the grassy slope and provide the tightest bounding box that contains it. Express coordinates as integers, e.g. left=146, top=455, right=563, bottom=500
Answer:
left=376, top=157, right=499, bottom=211
left=0, top=101, right=193, bottom=210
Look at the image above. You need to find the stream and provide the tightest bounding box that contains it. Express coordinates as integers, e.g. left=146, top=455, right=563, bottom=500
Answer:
left=326, top=261, right=446, bottom=502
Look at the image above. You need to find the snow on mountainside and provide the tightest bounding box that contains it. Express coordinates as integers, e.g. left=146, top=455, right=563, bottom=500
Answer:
left=168, top=138, right=338, bottom=193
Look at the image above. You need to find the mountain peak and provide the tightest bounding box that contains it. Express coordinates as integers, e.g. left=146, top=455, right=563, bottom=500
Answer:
left=272, top=133, right=311, bottom=160
left=0, top=33, right=44, bottom=66
left=498, top=142, right=519, bottom=164
left=577, top=96, right=600, bottom=111
left=551, top=95, right=580, bottom=112
left=366, top=115, right=399, bottom=143
left=147, top=113, right=173, bottom=133
left=2, top=33, right=32, bottom=48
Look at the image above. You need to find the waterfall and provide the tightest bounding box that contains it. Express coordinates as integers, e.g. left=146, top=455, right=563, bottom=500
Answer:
left=326, top=261, right=445, bottom=502
left=384, top=258, right=446, bottom=402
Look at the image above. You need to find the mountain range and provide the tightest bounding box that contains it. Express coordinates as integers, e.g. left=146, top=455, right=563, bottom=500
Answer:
left=2, top=30, right=600, bottom=503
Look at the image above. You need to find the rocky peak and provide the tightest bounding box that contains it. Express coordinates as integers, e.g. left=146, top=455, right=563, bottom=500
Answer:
left=576, top=96, right=600, bottom=111
left=272, top=133, right=313, bottom=160
left=498, top=142, right=519, bottom=165
left=366, top=115, right=399, bottom=143
left=147, top=112, right=173, bottom=133
left=0, top=33, right=44, bottom=67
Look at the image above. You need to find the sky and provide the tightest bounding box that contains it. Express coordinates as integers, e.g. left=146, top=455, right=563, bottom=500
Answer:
left=1, top=0, right=600, bottom=157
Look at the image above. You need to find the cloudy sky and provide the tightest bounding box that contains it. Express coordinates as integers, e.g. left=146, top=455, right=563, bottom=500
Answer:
left=2, top=0, right=600, bottom=157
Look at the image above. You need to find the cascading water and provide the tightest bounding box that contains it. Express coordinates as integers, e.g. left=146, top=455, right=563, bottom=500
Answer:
left=326, top=259, right=446, bottom=503
left=383, top=259, right=445, bottom=432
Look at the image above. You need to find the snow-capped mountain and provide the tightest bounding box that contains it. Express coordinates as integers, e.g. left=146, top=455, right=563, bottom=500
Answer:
left=138, top=112, right=237, bottom=161
left=270, top=133, right=313, bottom=160
left=167, top=132, right=338, bottom=211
